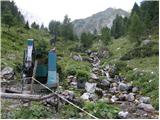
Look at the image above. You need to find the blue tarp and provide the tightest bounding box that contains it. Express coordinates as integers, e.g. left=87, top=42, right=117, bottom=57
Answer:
left=47, top=51, right=57, bottom=85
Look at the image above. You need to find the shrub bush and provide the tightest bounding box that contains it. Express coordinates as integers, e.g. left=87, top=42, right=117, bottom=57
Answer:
left=12, top=102, right=53, bottom=119
left=83, top=101, right=120, bottom=119
left=120, top=43, right=159, bottom=60
left=76, top=70, right=89, bottom=82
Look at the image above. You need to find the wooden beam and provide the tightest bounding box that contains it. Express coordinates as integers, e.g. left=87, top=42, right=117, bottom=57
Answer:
left=0, top=92, right=55, bottom=101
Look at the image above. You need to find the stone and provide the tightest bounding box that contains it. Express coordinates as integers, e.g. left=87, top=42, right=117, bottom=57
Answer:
left=85, top=82, right=97, bottom=93
left=111, top=95, right=118, bottom=103
left=97, top=80, right=110, bottom=90
left=77, top=81, right=85, bottom=89
left=127, top=93, right=135, bottom=102
left=89, top=93, right=98, bottom=101
left=1, top=67, right=14, bottom=80
left=119, top=93, right=128, bottom=101
left=118, top=111, right=129, bottom=118
left=137, top=103, right=154, bottom=112
left=95, top=88, right=103, bottom=97
left=118, top=83, right=128, bottom=91
left=132, top=87, right=138, bottom=93
left=141, top=39, right=152, bottom=46
left=70, top=82, right=77, bottom=88
left=139, top=97, right=151, bottom=104
left=112, top=82, right=118, bottom=87
left=109, top=87, right=117, bottom=93
left=62, top=90, right=75, bottom=100
left=101, top=79, right=110, bottom=86
left=72, top=55, right=82, bottom=61
left=80, top=93, right=90, bottom=100
left=90, top=73, right=98, bottom=80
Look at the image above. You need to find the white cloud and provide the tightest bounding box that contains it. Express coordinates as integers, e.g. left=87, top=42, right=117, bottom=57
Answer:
left=13, top=0, right=142, bottom=27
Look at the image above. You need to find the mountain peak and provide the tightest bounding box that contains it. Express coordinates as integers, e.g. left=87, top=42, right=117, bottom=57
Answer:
left=72, top=7, right=129, bottom=36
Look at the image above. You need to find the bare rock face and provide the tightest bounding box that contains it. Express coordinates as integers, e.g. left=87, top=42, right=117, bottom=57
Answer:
left=73, top=8, right=129, bottom=37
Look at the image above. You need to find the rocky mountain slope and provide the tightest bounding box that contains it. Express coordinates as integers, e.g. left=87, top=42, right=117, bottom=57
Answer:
left=72, top=8, right=129, bottom=36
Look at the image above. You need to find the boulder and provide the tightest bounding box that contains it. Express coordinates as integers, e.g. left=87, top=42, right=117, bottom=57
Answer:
left=95, top=88, right=103, bottom=97
left=1, top=67, right=14, bottom=80
left=109, top=87, right=117, bottom=94
left=139, top=97, right=151, bottom=104
left=85, top=82, right=97, bottom=93
left=90, top=73, right=98, bottom=80
left=111, top=95, right=118, bottom=103
left=127, top=93, right=135, bottom=102
left=119, top=93, right=128, bottom=101
left=137, top=103, right=154, bottom=112
left=62, top=90, right=75, bottom=100
left=118, top=83, right=128, bottom=91
left=141, top=39, right=152, bottom=46
left=132, top=87, right=138, bottom=93
left=89, top=93, right=98, bottom=101
left=97, top=79, right=110, bottom=90
left=77, top=81, right=85, bottom=89
left=118, top=111, right=129, bottom=119
left=80, top=93, right=90, bottom=100
left=70, top=81, right=77, bottom=88
left=72, top=55, right=82, bottom=61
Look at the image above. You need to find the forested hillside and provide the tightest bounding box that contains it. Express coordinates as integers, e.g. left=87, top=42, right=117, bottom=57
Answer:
left=1, top=1, right=159, bottom=119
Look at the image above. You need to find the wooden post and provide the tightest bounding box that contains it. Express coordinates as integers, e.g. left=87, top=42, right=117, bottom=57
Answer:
left=29, top=60, right=38, bottom=107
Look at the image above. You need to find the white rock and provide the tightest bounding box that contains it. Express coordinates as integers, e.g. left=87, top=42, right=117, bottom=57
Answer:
left=85, top=82, right=97, bottom=93
left=118, top=111, right=129, bottom=118
left=90, top=73, right=98, bottom=80
left=111, top=95, right=118, bottom=103
left=80, top=93, right=90, bottom=100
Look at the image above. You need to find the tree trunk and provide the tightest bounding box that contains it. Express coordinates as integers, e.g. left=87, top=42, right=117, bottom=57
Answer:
left=0, top=92, right=55, bottom=101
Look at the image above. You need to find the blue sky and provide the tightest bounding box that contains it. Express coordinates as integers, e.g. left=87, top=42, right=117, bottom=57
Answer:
left=14, top=0, right=143, bottom=26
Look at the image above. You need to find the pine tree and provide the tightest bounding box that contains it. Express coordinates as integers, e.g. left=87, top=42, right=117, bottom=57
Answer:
left=101, top=27, right=111, bottom=45
left=2, top=10, right=15, bottom=31
left=131, top=2, right=141, bottom=17
left=24, top=21, right=30, bottom=29
left=111, top=15, right=125, bottom=39
left=129, top=12, right=143, bottom=44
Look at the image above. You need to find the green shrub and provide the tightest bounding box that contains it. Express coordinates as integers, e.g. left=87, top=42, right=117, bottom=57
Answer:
left=64, top=65, right=77, bottom=76
left=12, top=102, right=53, bottom=119
left=76, top=70, right=89, bottom=82
left=115, top=61, right=132, bottom=74
left=120, top=43, right=159, bottom=60
left=59, top=104, right=81, bottom=118
left=83, top=101, right=120, bottom=119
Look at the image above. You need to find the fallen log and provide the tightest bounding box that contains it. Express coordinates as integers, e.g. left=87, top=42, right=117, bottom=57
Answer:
left=0, top=92, right=56, bottom=101
left=5, top=89, right=22, bottom=94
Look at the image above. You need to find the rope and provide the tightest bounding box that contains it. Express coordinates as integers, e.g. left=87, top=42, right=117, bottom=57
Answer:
left=31, top=77, right=98, bottom=119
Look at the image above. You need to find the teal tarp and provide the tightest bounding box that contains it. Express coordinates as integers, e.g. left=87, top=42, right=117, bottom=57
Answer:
left=48, top=51, right=56, bottom=71
left=27, top=39, right=33, bottom=46
left=47, top=71, right=57, bottom=85
left=36, top=64, right=48, bottom=77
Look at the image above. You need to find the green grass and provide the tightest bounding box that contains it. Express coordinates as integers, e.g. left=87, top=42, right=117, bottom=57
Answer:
left=101, top=36, right=159, bottom=109
left=1, top=24, right=51, bottom=78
